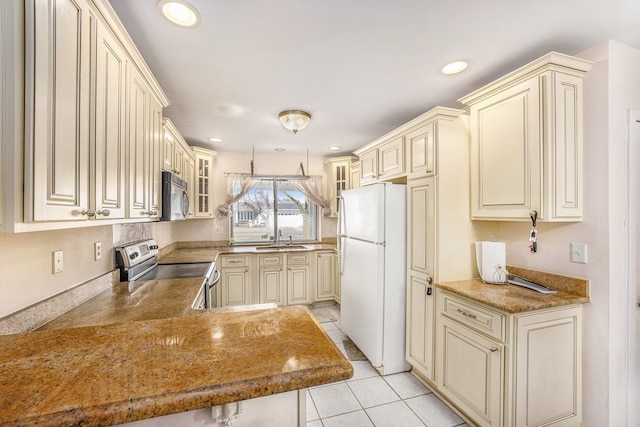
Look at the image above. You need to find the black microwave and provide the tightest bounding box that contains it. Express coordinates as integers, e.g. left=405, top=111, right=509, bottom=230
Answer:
left=160, top=171, right=189, bottom=221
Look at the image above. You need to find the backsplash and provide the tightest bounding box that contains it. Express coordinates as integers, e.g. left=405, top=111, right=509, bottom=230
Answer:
left=113, top=223, right=153, bottom=247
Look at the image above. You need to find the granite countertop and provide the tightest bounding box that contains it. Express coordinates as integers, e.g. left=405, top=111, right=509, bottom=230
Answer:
left=0, top=306, right=353, bottom=426
left=38, top=277, right=205, bottom=330
left=437, top=266, right=590, bottom=314
left=157, top=243, right=337, bottom=264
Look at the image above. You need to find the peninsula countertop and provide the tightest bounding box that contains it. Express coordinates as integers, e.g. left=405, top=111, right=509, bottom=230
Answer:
left=1, top=306, right=353, bottom=426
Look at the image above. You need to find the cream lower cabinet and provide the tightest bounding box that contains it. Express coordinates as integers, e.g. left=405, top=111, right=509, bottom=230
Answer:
left=286, top=253, right=310, bottom=305
left=436, top=290, right=582, bottom=427
left=219, top=255, right=252, bottom=307
left=459, top=52, right=592, bottom=222
left=315, top=251, right=337, bottom=302
left=258, top=254, right=285, bottom=306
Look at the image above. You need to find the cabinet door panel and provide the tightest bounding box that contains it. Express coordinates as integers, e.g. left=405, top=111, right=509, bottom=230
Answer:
left=551, top=73, right=583, bottom=218
left=439, top=318, right=502, bottom=427
left=316, top=252, right=336, bottom=301
left=95, top=23, right=126, bottom=219
left=408, top=177, right=435, bottom=276
left=378, top=137, right=405, bottom=179
left=407, top=123, right=435, bottom=178
left=287, top=265, right=310, bottom=304
left=471, top=78, right=541, bottom=219
left=30, top=0, right=92, bottom=221
left=127, top=68, right=149, bottom=217
left=260, top=267, right=284, bottom=306
left=514, top=308, right=581, bottom=426
left=359, top=150, right=378, bottom=185
left=406, top=274, right=435, bottom=382
left=149, top=97, right=163, bottom=218
left=221, top=269, right=250, bottom=306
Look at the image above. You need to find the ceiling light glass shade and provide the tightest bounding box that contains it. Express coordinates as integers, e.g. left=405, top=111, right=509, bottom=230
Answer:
left=441, top=60, right=468, bottom=75
left=279, top=110, right=311, bottom=134
left=208, top=137, right=223, bottom=143
left=328, top=146, right=342, bottom=151
left=157, top=0, right=201, bottom=28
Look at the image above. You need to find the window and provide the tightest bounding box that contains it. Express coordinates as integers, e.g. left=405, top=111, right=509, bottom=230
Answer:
left=231, top=180, right=318, bottom=243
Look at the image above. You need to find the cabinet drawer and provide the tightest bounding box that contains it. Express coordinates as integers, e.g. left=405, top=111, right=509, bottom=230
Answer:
left=439, top=291, right=505, bottom=341
left=220, top=255, right=251, bottom=268
left=259, top=254, right=283, bottom=267
left=287, top=253, right=310, bottom=265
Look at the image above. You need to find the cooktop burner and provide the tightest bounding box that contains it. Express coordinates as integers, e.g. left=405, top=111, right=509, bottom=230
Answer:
left=136, top=263, right=212, bottom=281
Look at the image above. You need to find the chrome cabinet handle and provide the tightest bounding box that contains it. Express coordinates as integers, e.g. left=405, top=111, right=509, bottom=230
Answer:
left=427, top=277, right=433, bottom=285
left=96, top=209, right=110, bottom=217
left=490, top=346, right=498, bottom=352
left=81, top=209, right=96, bottom=217
left=456, top=308, right=477, bottom=320
left=141, top=210, right=158, bottom=216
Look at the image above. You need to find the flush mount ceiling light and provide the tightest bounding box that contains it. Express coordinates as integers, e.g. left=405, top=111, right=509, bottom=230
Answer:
left=441, top=60, right=468, bottom=75
left=328, top=146, right=342, bottom=151
left=279, top=110, right=311, bottom=134
left=157, top=0, right=201, bottom=28
left=208, top=137, right=223, bottom=143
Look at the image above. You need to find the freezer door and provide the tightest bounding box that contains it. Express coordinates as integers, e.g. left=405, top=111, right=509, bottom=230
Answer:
left=340, top=237, right=385, bottom=368
left=340, top=184, right=386, bottom=243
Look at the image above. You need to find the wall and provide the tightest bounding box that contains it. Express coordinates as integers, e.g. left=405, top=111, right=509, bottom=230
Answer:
left=174, top=150, right=338, bottom=242
left=0, top=225, right=114, bottom=318
left=498, top=40, right=640, bottom=427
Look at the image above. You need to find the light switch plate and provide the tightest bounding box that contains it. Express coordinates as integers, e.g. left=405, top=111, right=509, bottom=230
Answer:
left=571, top=243, right=587, bottom=264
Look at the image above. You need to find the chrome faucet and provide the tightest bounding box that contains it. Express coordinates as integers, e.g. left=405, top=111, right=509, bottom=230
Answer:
left=288, top=235, right=293, bottom=246
left=277, top=230, right=282, bottom=245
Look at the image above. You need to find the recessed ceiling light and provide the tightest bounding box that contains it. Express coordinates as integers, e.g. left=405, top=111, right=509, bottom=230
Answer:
left=275, top=148, right=286, bottom=152
left=441, top=60, right=468, bottom=75
left=208, top=137, right=223, bottom=143
left=157, top=0, right=201, bottom=28
left=328, top=146, right=342, bottom=151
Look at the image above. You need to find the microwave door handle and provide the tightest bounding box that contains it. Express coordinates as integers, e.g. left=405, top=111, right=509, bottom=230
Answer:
left=182, top=190, right=189, bottom=217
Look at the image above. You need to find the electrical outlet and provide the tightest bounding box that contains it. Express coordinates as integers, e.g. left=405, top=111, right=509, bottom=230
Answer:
left=53, top=250, right=63, bottom=273
left=95, top=242, right=102, bottom=261
left=215, top=226, right=223, bottom=234
left=570, top=243, right=587, bottom=264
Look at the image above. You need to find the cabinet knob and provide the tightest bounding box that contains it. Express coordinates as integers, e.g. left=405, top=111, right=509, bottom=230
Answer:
left=81, top=209, right=96, bottom=217
left=427, top=277, right=433, bottom=285
left=96, top=209, right=110, bottom=217
left=490, top=346, right=499, bottom=352
left=140, top=210, right=158, bottom=216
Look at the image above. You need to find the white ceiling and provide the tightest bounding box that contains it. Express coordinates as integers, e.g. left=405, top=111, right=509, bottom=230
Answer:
left=109, top=0, right=640, bottom=156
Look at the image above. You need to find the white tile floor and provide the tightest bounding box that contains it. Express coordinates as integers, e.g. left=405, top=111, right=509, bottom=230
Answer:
left=308, top=304, right=469, bottom=427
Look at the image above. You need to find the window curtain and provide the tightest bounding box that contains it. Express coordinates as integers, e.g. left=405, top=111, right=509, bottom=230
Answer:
left=295, top=175, right=330, bottom=217
left=215, top=173, right=258, bottom=219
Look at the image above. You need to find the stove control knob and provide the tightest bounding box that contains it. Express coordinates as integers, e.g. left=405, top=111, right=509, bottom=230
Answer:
left=129, top=253, right=138, bottom=260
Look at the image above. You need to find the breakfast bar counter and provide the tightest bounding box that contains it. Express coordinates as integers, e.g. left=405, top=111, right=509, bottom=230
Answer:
left=0, top=306, right=352, bottom=426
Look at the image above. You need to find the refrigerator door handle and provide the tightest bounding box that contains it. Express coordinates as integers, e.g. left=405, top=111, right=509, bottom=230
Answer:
left=339, top=237, right=345, bottom=275
left=337, top=196, right=345, bottom=237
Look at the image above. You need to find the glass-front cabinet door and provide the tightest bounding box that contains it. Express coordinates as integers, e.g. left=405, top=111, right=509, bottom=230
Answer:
left=192, top=147, right=217, bottom=218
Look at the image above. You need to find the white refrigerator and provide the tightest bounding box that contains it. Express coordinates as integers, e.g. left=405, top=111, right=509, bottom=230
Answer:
left=337, top=183, right=409, bottom=375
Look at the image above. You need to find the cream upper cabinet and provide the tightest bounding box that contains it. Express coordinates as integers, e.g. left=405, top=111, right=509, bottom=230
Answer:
left=349, top=161, right=361, bottom=190
left=21, top=0, right=169, bottom=229
left=377, top=136, right=405, bottom=180
left=192, top=147, right=217, bottom=218
left=94, top=21, right=127, bottom=220
left=324, top=156, right=358, bottom=217
left=356, top=136, right=405, bottom=186
left=436, top=290, right=583, bottom=427
left=127, top=66, right=163, bottom=219
left=358, top=149, right=378, bottom=185
left=25, top=0, right=93, bottom=222
left=404, top=108, right=500, bottom=387
left=406, top=122, right=435, bottom=179
left=459, top=52, right=592, bottom=222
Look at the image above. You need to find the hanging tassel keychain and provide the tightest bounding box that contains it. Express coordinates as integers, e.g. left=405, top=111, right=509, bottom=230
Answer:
left=529, top=210, right=538, bottom=253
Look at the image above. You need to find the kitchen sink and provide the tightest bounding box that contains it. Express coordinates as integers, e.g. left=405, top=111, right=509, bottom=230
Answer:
left=255, top=245, right=308, bottom=251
